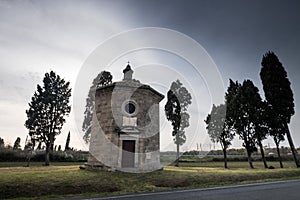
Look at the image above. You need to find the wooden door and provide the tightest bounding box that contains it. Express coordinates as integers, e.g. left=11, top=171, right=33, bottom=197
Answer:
left=122, top=140, right=135, bottom=168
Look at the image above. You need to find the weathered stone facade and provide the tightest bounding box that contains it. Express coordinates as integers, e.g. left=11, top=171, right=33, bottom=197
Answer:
left=87, top=64, right=164, bottom=172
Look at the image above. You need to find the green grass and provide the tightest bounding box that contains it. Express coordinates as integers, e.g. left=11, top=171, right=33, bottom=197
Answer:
left=0, top=162, right=85, bottom=168
left=178, top=161, right=297, bottom=168
left=0, top=161, right=300, bottom=199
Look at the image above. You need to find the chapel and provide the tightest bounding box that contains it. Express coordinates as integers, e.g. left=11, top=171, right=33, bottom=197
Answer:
left=87, top=64, right=164, bottom=172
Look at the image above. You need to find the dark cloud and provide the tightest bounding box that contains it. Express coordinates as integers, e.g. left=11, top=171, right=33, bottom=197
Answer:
left=111, top=0, right=300, bottom=146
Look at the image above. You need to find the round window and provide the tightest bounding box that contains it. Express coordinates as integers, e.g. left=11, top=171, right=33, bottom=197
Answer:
left=125, top=102, right=136, bottom=114
left=122, top=100, right=138, bottom=116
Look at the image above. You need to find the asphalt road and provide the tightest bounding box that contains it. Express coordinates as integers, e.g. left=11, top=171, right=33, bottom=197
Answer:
left=75, top=179, right=300, bottom=200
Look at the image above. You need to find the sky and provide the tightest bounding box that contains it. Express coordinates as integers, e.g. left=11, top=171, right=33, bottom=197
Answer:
left=0, top=0, right=300, bottom=151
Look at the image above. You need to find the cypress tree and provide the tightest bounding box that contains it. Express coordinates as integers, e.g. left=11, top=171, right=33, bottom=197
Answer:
left=13, top=137, right=21, bottom=150
left=165, top=80, right=192, bottom=167
left=82, top=71, right=113, bottom=143
left=260, top=51, right=299, bottom=167
left=205, top=104, right=234, bottom=168
left=65, top=131, right=70, bottom=151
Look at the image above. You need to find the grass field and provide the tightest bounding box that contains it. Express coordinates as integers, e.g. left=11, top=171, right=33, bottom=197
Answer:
left=178, top=161, right=297, bottom=168
left=0, top=161, right=300, bottom=199
left=0, top=162, right=85, bottom=168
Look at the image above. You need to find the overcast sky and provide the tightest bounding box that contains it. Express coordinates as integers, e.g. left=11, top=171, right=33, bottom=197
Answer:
left=1, top=0, right=300, bottom=151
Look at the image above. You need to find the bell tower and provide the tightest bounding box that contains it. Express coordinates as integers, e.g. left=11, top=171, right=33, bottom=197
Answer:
left=123, top=63, right=133, bottom=80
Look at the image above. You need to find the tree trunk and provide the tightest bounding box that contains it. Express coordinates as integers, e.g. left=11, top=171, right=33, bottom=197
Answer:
left=50, top=134, right=54, bottom=152
left=244, top=129, right=254, bottom=169
left=275, top=142, right=283, bottom=168
left=26, top=154, right=31, bottom=167
left=222, top=147, right=228, bottom=169
left=175, top=142, right=179, bottom=167
left=45, top=143, right=50, bottom=166
left=284, top=123, right=300, bottom=167
left=246, top=146, right=254, bottom=169
left=258, top=141, right=268, bottom=168
left=174, top=132, right=180, bottom=167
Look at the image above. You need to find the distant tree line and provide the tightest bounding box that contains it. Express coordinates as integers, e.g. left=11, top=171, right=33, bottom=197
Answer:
left=183, top=147, right=300, bottom=157
left=0, top=135, right=85, bottom=163
left=205, top=51, right=299, bottom=169
left=0, top=133, right=74, bottom=152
